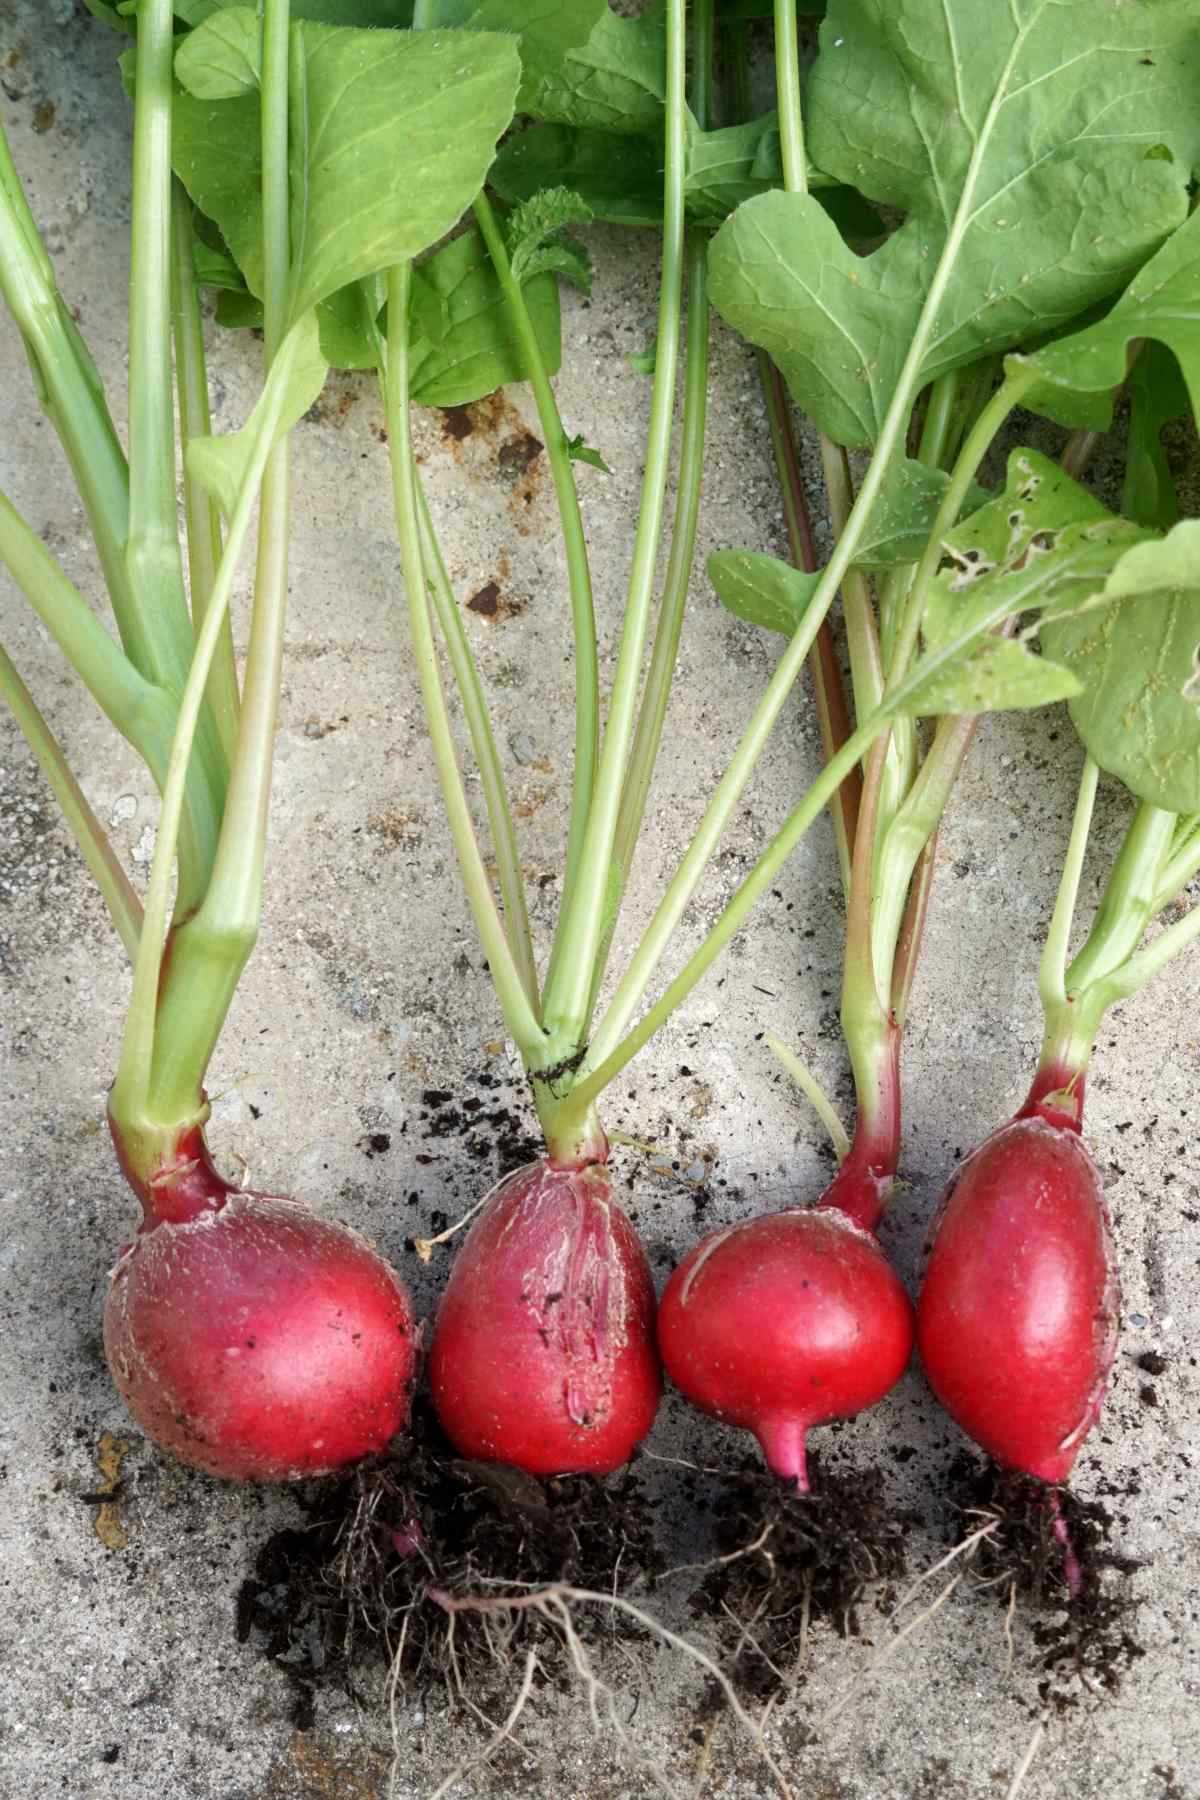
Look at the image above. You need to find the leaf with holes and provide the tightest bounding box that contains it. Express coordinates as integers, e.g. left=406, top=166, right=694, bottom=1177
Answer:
left=1040, top=523, right=1200, bottom=813
left=709, top=0, right=1200, bottom=447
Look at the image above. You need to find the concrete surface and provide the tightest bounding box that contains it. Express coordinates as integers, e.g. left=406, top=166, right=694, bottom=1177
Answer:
left=1, top=7, right=1198, bottom=1798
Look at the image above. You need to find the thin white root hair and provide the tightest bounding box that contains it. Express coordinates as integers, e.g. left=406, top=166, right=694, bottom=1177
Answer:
left=663, top=1519, right=777, bottom=1583
left=1004, top=1715, right=1047, bottom=1800
left=426, top=1648, right=541, bottom=1800
left=822, top=1572, right=964, bottom=1729
left=892, top=1520, right=997, bottom=1615
left=412, top=1189, right=493, bottom=1263
left=423, top=1582, right=797, bottom=1800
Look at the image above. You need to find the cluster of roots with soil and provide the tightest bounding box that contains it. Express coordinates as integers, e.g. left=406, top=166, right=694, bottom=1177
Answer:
left=235, top=1401, right=662, bottom=1725
left=690, top=1454, right=910, bottom=1700
left=948, top=1456, right=1146, bottom=1708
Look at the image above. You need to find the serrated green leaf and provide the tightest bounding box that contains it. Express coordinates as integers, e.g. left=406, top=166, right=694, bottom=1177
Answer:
left=492, top=125, right=664, bottom=228
left=710, top=1, right=1198, bottom=447
left=175, top=8, right=260, bottom=99
left=408, top=229, right=561, bottom=407
left=507, top=188, right=593, bottom=296
left=1015, top=205, right=1200, bottom=435
left=1040, top=522, right=1200, bottom=813
left=567, top=434, right=611, bottom=473
left=709, top=550, right=820, bottom=637
left=531, top=2, right=665, bottom=136
left=427, top=0, right=606, bottom=115
left=187, top=312, right=328, bottom=517
left=1124, top=344, right=1189, bottom=532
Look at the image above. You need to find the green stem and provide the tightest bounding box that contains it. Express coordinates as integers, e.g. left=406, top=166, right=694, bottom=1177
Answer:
left=383, top=262, right=542, bottom=1061
left=886, top=368, right=1036, bottom=688
left=915, top=370, right=962, bottom=470
left=471, top=191, right=598, bottom=959
left=146, top=0, right=299, bottom=1125
left=764, top=1032, right=850, bottom=1162
left=539, top=0, right=689, bottom=1053
left=1038, top=754, right=1100, bottom=1013
left=1152, top=817, right=1200, bottom=913
left=171, top=179, right=240, bottom=767
left=110, top=322, right=308, bottom=1128
left=869, top=711, right=977, bottom=1001
left=0, top=642, right=143, bottom=960
left=599, top=231, right=710, bottom=1010
left=1062, top=800, right=1176, bottom=998
left=773, top=0, right=808, bottom=196
left=1095, top=897, right=1200, bottom=1009
left=417, top=483, right=539, bottom=1015
left=0, top=488, right=178, bottom=771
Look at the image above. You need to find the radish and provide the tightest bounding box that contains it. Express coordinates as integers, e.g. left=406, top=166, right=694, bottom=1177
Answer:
left=428, top=1159, right=659, bottom=1475
left=106, top=1127, right=416, bottom=1483
left=919, top=752, right=1200, bottom=1492
left=0, top=1, right=525, bottom=1477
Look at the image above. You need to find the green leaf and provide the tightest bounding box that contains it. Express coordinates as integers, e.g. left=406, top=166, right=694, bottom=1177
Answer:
left=709, top=549, right=820, bottom=637
left=172, top=24, right=521, bottom=324
left=314, top=281, right=384, bottom=370
left=175, top=0, right=414, bottom=23
left=193, top=237, right=247, bottom=293
left=1016, top=205, right=1200, bottom=432
left=175, top=8, right=260, bottom=99
left=286, top=25, right=520, bottom=321
left=901, top=636, right=1082, bottom=717
left=507, top=188, right=593, bottom=296
left=627, top=339, right=657, bottom=377
left=427, top=0, right=607, bottom=115
left=903, top=449, right=1148, bottom=718
left=492, top=125, right=664, bottom=228
left=530, top=2, right=665, bottom=136
left=1124, top=344, right=1189, bottom=532
left=710, top=1, right=1198, bottom=447
left=684, top=112, right=782, bottom=224
left=567, top=434, right=611, bottom=474
left=853, top=459, right=984, bottom=570
left=188, top=312, right=328, bottom=517
left=215, top=287, right=264, bottom=330
left=1040, top=523, right=1200, bottom=813
left=408, top=229, right=561, bottom=408
left=80, top=0, right=135, bottom=32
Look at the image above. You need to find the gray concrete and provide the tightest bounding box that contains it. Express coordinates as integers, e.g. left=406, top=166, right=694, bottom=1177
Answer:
left=1, top=8, right=1197, bottom=1798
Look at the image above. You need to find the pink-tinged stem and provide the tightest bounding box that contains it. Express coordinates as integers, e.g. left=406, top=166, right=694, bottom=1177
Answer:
left=756, top=1416, right=810, bottom=1491
left=1018, top=1059, right=1087, bottom=1134
left=818, top=1015, right=902, bottom=1235
left=109, top=1115, right=231, bottom=1225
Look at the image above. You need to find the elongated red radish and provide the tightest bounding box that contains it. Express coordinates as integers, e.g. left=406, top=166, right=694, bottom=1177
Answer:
left=428, top=1158, right=661, bottom=1476
left=106, top=1123, right=416, bottom=1482
left=917, top=1089, right=1119, bottom=1485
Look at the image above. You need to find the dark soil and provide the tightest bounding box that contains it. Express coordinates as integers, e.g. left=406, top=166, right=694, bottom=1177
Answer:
left=236, top=1400, right=662, bottom=1728
left=947, top=1456, right=1146, bottom=1710
left=689, top=1455, right=910, bottom=1700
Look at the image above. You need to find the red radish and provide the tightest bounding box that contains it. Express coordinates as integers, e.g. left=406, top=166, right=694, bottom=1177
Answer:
left=917, top=1073, right=1119, bottom=1486
left=658, top=1205, right=913, bottom=1487
left=428, top=1157, right=660, bottom=1476
left=105, top=1122, right=417, bottom=1482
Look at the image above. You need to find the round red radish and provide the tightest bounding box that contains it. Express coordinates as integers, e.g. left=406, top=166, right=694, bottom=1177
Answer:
left=105, top=1132, right=416, bottom=1482
left=917, top=1116, right=1119, bottom=1484
left=428, top=1158, right=660, bottom=1476
left=658, top=1208, right=914, bottom=1486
